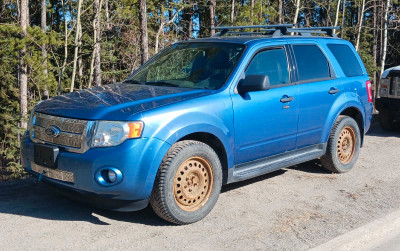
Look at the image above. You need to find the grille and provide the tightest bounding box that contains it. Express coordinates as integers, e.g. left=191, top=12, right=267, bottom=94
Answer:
left=31, top=113, right=89, bottom=151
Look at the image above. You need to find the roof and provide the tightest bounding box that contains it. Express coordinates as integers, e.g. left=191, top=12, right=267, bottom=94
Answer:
left=181, top=25, right=344, bottom=45
left=382, top=66, right=400, bottom=78
left=183, top=35, right=343, bottom=45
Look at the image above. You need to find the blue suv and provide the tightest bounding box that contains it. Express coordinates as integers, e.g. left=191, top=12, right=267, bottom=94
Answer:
left=21, top=25, right=373, bottom=224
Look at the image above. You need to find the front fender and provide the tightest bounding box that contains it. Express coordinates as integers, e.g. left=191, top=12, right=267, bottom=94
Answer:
left=150, top=111, right=233, bottom=165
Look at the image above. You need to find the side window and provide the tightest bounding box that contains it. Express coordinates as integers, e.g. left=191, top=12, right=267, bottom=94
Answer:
left=292, top=44, right=331, bottom=82
left=245, top=48, right=290, bottom=86
left=327, top=44, right=363, bottom=77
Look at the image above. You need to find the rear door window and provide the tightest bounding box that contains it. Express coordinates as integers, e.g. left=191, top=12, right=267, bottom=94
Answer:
left=292, top=44, right=331, bottom=82
left=245, top=48, right=290, bottom=87
left=327, top=43, right=363, bottom=77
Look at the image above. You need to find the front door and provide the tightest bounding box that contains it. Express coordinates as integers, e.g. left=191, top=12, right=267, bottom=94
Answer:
left=232, top=46, right=299, bottom=164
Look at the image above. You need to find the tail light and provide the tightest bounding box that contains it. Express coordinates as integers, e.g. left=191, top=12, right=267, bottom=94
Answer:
left=366, top=80, right=372, bottom=103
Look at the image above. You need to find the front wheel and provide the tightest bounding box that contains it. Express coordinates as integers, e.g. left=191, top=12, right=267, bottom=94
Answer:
left=150, top=140, right=222, bottom=224
left=321, top=116, right=361, bottom=173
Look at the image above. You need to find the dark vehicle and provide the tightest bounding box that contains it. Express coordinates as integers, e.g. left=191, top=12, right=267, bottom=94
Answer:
left=376, top=66, right=400, bottom=131
left=21, top=25, right=373, bottom=224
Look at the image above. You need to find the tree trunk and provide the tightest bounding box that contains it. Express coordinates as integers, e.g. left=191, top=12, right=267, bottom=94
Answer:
left=78, top=55, right=83, bottom=89
left=182, top=4, right=193, bottom=40
left=379, top=3, right=384, bottom=62
left=58, top=0, right=68, bottom=94
left=293, top=0, right=301, bottom=25
left=341, top=0, right=346, bottom=37
left=326, top=0, right=332, bottom=26
left=139, top=0, right=148, bottom=65
left=355, top=0, right=365, bottom=51
left=333, top=0, right=341, bottom=34
left=231, top=0, right=235, bottom=22
left=250, top=0, right=255, bottom=24
left=70, top=0, right=83, bottom=92
left=19, top=0, right=28, bottom=129
left=372, top=0, right=378, bottom=102
left=209, top=0, right=216, bottom=36
left=41, top=0, right=49, bottom=99
left=380, top=0, right=390, bottom=76
left=105, top=0, right=110, bottom=30
left=155, top=8, right=182, bottom=53
left=93, top=0, right=103, bottom=86
left=88, top=49, right=95, bottom=88
left=278, top=0, right=283, bottom=24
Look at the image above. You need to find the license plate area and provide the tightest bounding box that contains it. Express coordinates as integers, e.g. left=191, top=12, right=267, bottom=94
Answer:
left=34, top=144, right=59, bottom=169
left=31, top=163, right=74, bottom=183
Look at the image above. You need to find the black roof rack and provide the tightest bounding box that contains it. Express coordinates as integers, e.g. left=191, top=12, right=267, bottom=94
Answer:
left=211, top=25, right=341, bottom=38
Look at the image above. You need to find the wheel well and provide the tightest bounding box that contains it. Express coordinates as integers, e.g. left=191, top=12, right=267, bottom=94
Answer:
left=340, top=107, right=364, bottom=146
left=179, top=132, right=229, bottom=183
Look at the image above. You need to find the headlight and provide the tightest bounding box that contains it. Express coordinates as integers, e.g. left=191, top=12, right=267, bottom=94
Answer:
left=91, top=121, right=143, bottom=147
left=27, top=111, right=36, bottom=133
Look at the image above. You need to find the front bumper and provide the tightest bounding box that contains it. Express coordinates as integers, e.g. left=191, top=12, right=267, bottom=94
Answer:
left=21, top=132, right=171, bottom=211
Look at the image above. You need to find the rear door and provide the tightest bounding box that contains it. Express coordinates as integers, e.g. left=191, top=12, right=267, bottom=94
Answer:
left=290, top=42, right=342, bottom=148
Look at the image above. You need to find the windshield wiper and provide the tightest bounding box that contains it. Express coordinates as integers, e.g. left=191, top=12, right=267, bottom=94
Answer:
left=145, top=81, right=180, bottom=87
left=123, top=79, right=143, bottom=85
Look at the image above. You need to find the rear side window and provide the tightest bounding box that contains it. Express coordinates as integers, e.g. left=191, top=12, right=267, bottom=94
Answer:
left=292, top=44, right=331, bottom=82
left=245, top=48, right=290, bottom=86
left=327, top=44, right=363, bottom=77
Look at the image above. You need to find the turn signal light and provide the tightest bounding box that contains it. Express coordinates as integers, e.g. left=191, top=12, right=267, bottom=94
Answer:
left=128, top=122, right=144, bottom=138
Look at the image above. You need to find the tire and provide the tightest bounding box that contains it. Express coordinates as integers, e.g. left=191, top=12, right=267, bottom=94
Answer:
left=150, top=140, right=223, bottom=225
left=379, top=109, right=394, bottom=131
left=321, top=115, right=361, bottom=173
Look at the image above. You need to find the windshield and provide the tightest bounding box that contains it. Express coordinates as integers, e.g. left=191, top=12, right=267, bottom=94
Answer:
left=127, top=42, right=245, bottom=90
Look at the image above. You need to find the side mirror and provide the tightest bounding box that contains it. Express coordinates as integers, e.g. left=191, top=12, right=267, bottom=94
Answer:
left=237, top=75, right=270, bottom=94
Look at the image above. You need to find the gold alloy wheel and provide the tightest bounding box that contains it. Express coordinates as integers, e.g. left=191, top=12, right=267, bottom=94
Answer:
left=173, top=156, right=214, bottom=212
left=337, top=126, right=357, bottom=164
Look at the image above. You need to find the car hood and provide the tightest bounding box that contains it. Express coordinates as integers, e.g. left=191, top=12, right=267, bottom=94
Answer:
left=34, top=83, right=213, bottom=120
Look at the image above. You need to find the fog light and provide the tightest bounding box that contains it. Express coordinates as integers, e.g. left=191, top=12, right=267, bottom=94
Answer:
left=95, top=167, right=123, bottom=186
left=108, top=169, right=117, bottom=183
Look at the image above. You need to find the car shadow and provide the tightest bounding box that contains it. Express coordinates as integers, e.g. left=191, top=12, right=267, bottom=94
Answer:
left=221, top=170, right=286, bottom=193
left=366, top=124, right=400, bottom=137
left=366, top=114, right=400, bottom=137
left=0, top=178, right=170, bottom=226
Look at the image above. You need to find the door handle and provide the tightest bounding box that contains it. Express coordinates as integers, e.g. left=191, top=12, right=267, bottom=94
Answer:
left=328, top=87, right=340, bottom=94
left=280, top=96, right=294, bottom=103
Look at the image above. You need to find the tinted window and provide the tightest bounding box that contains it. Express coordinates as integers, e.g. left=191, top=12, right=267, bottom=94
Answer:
left=245, top=48, right=290, bottom=86
left=292, top=45, right=331, bottom=82
left=327, top=44, right=363, bottom=77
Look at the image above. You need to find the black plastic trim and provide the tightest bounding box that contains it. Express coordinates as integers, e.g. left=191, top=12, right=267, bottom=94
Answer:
left=227, top=143, right=327, bottom=183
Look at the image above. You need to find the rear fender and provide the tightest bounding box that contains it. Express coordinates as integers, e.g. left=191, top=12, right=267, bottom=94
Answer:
left=321, top=93, right=365, bottom=144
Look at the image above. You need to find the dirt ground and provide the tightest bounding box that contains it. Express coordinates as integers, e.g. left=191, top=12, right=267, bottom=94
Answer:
left=1, top=122, right=400, bottom=251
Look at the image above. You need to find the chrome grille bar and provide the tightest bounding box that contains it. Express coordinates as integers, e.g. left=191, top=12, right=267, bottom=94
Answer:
left=30, top=112, right=93, bottom=153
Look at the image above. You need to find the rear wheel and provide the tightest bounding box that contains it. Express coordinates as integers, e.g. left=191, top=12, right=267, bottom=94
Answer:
left=321, top=116, right=361, bottom=173
left=150, top=140, right=222, bottom=224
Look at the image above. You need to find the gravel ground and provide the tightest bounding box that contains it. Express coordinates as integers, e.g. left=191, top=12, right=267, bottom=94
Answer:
left=1, top=123, right=400, bottom=251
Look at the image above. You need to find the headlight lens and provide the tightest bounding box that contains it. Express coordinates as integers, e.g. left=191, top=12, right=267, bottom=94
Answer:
left=27, top=111, right=36, bottom=133
left=91, top=121, right=143, bottom=147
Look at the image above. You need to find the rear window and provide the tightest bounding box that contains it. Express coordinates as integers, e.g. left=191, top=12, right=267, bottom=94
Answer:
left=292, top=45, right=331, bottom=82
left=327, top=44, right=363, bottom=77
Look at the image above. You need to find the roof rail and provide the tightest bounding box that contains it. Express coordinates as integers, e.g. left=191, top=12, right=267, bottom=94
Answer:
left=211, top=25, right=341, bottom=38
